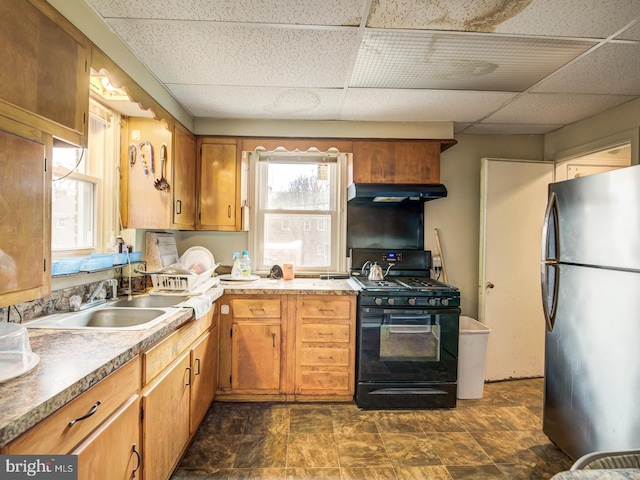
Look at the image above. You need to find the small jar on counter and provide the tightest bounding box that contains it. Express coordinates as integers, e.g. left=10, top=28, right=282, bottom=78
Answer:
left=283, top=263, right=294, bottom=280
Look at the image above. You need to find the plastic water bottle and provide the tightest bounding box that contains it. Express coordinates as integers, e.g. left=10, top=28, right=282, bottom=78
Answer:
left=240, top=251, right=251, bottom=278
left=231, top=252, right=241, bottom=278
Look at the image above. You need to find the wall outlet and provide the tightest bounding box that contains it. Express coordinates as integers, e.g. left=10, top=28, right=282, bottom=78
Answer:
left=433, top=255, right=442, bottom=268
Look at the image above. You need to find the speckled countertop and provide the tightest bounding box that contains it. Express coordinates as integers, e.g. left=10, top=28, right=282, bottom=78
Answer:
left=0, top=278, right=359, bottom=447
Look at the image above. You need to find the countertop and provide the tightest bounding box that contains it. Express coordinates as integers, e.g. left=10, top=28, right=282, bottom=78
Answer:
left=0, top=278, right=359, bottom=447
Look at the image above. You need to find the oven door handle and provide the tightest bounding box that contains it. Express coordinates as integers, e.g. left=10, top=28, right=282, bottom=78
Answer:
left=385, top=325, right=432, bottom=334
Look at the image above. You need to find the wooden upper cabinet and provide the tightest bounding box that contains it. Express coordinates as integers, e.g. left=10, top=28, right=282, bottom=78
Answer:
left=198, top=138, right=245, bottom=231
left=351, top=140, right=445, bottom=184
left=120, top=117, right=173, bottom=229
left=0, top=0, right=90, bottom=147
left=0, top=120, right=51, bottom=308
left=172, top=124, right=197, bottom=229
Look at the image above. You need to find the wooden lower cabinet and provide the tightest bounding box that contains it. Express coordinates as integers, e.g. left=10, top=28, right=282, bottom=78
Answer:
left=142, top=350, right=191, bottom=480
left=190, top=324, right=218, bottom=433
left=295, top=296, right=356, bottom=397
left=73, top=395, right=141, bottom=480
left=217, top=294, right=356, bottom=401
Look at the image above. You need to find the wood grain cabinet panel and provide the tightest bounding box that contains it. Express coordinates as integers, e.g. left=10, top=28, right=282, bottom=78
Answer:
left=295, top=296, right=356, bottom=397
left=0, top=124, right=50, bottom=308
left=172, top=123, right=197, bottom=229
left=73, top=395, right=141, bottom=480
left=351, top=140, right=441, bottom=184
left=0, top=0, right=89, bottom=146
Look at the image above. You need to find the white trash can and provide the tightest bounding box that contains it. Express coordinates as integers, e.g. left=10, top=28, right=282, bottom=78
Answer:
left=457, top=316, right=491, bottom=399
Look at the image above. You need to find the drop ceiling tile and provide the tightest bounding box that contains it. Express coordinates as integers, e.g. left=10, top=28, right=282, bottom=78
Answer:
left=87, top=0, right=365, bottom=25
left=463, top=123, right=564, bottom=135
left=350, top=31, right=595, bottom=90
left=532, top=44, right=640, bottom=95
left=107, top=20, right=359, bottom=87
left=366, top=0, right=640, bottom=38
left=166, top=84, right=345, bottom=119
left=483, top=92, right=635, bottom=125
left=341, top=89, right=517, bottom=122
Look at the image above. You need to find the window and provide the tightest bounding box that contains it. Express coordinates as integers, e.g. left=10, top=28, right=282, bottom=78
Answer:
left=51, top=100, right=119, bottom=255
left=250, top=151, right=347, bottom=273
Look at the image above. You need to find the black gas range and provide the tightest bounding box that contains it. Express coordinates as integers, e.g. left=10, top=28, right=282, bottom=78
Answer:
left=350, top=248, right=461, bottom=409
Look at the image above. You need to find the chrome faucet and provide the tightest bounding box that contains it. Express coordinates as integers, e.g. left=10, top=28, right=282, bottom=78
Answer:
left=72, top=279, right=118, bottom=311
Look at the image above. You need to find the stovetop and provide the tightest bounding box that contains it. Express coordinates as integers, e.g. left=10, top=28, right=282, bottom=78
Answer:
left=351, top=276, right=458, bottom=293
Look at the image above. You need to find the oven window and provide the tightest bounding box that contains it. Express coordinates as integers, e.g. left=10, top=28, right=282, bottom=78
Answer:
left=380, top=314, right=440, bottom=362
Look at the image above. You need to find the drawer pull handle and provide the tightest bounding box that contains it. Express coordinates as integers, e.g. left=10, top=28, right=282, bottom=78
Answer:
left=272, top=332, right=276, bottom=347
left=318, top=308, right=335, bottom=313
left=319, top=356, right=334, bottom=360
left=318, top=332, right=334, bottom=336
left=195, top=358, right=201, bottom=375
left=186, top=366, right=191, bottom=386
left=68, top=401, right=101, bottom=427
left=132, top=443, right=141, bottom=478
left=250, top=308, right=266, bottom=315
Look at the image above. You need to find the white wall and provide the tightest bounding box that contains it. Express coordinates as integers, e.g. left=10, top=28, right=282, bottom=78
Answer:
left=424, top=134, right=545, bottom=318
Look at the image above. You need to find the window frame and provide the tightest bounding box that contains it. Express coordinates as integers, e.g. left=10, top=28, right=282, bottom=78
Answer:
left=248, top=150, right=348, bottom=275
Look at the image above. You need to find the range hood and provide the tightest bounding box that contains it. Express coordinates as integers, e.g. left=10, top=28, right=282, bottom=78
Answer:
left=347, top=183, right=447, bottom=203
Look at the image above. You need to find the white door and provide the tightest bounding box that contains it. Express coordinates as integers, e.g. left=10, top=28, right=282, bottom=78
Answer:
left=479, top=159, right=553, bottom=380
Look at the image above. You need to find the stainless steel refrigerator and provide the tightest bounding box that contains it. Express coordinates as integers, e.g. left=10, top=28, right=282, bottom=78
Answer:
left=541, top=164, right=640, bottom=459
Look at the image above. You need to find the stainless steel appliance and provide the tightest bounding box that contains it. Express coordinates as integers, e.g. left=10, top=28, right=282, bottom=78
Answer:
left=350, top=248, right=460, bottom=409
left=541, top=165, right=640, bottom=459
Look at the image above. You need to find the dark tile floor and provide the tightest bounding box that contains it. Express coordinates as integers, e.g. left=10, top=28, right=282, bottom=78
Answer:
left=171, top=378, right=572, bottom=479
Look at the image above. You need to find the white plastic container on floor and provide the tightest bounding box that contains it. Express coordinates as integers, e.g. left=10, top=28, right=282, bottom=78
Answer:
left=457, top=316, right=491, bottom=399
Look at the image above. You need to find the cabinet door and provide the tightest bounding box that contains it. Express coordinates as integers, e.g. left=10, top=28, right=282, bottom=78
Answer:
left=352, top=140, right=441, bottom=184
left=232, top=323, right=280, bottom=391
left=198, top=142, right=238, bottom=230
left=189, top=326, right=217, bottom=433
left=121, top=117, right=172, bottom=229
left=73, top=395, right=141, bottom=480
left=172, top=124, right=196, bottom=229
left=0, top=127, right=50, bottom=307
left=0, top=0, right=89, bottom=145
left=142, top=350, right=191, bottom=480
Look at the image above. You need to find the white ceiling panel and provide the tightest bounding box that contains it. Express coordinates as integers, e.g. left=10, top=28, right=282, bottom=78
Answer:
left=532, top=43, right=640, bottom=95
left=167, top=85, right=345, bottom=119
left=341, top=89, right=517, bottom=122
left=350, top=31, right=595, bottom=90
left=108, top=20, right=359, bottom=87
left=482, top=92, right=635, bottom=125
left=77, top=0, right=640, bottom=134
left=87, top=0, right=365, bottom=25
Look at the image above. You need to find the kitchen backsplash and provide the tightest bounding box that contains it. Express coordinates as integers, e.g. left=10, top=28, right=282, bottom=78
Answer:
left=0, top=277, right=147, bottom=324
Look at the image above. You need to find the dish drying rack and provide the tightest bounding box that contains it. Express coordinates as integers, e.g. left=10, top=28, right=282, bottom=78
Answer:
left=150, top=268, right=217, bottom=294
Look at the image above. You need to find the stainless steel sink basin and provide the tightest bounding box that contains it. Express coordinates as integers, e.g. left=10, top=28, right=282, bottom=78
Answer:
left=108, top=295, right=189, bottom=308
left=26, top=307, right=176, bottom=330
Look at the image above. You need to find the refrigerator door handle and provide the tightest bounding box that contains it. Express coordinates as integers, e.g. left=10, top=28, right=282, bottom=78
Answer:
left=541, top=192, right=559, bottom=331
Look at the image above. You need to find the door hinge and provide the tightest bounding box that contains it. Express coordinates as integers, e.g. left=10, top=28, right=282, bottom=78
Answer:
left=229, top=375, right=232, bottom=384
left=140, top=406, right=144, bottom=422
left=230, top=328, right=233, bottom=338
left=44, top=157, right=47, bottom=172
left=44, top=259, right=47, bottom=272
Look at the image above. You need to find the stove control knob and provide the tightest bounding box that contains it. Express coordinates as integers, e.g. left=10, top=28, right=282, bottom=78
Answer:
left=374, top=297, right=382, bottom=306
left=407, top=297, right=416, bottom=306
left=428, top=298, right=437, bottom=306
left=441, top=298, right=450, bottom=306
left=387, top=297, right=395, bottom=305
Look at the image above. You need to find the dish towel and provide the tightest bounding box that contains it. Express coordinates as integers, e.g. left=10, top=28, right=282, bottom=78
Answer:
left=176, top=295, right=213, bottom=319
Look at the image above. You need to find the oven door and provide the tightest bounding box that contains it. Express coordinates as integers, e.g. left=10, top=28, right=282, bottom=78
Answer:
left=357, top=306, right=459, bottom=383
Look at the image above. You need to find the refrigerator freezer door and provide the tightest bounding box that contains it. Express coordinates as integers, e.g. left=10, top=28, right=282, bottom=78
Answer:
left=543, top=263, right=640, bottom=459
left=550, top=164, right=640, bottom=270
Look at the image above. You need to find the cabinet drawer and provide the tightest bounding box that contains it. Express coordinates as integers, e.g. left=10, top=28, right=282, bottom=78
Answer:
left=231, top=299, right=281, bottom=318
left=4, top=356, right=140, bottom=455
left=301, top=323, right=350, bottom=343
left=299, top=299, right=351, bottom=319
left=300, top=347, right=349, bottom=367
left=143, top=308, right=213, bottom=384
left=298, top=371, right=350, bottom=391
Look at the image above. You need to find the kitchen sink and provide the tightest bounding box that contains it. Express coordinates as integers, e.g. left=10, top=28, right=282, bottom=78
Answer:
left=108, top=295, right=189, bottom=308
left=26, top=307, right=177, bottom=331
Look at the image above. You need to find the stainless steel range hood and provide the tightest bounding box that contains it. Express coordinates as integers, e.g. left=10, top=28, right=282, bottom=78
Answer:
left=347, top=183, right=447, bottom=203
